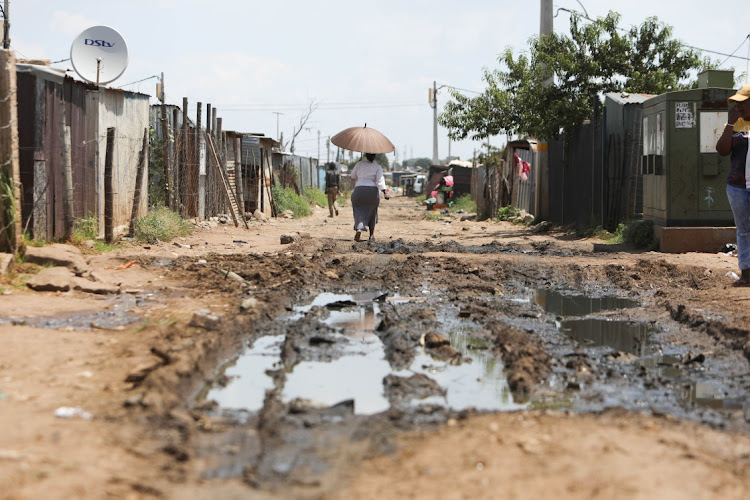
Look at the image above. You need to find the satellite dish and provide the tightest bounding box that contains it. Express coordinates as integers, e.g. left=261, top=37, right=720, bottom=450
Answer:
left=70, top=25, right=129, bottom=85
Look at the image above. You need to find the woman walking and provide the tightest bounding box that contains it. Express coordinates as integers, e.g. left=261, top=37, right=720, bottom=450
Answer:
left=716, top=84, right=750, bottom=286
left=350, top=153, right=389, bottom=242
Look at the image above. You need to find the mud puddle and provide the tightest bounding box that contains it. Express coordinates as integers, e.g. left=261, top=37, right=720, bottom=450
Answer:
left=524, top=287, right=750, bottom=430
left=0, top=293, right=149, bottom=330
left=204, top=291, right=520, bottom=416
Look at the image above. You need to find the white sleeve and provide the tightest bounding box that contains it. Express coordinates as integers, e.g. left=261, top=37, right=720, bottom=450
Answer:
left=376, top=165, right=386, bottom=191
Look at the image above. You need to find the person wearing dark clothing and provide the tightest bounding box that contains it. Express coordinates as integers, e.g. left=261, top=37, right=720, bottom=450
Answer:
left=325, top=163, right=340, bottom=217
left=716, top=84, right=750, bottom=286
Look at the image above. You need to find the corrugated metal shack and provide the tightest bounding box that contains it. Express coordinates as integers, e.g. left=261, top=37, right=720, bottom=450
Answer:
left=150, top=103, right=293, bottom=220
left=17, top=64, right=149, bottom=240
left=505, top=140, right=539, bottom=217
left=240, top=134, right=277, bottom=216
left=603, top=92, right=650, bottom=226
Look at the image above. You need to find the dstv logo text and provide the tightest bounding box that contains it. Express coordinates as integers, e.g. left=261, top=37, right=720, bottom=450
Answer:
left=84, top=38, right=115, bottom=48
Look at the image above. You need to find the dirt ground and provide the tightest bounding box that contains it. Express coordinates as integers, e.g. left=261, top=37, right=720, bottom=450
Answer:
left=1, top=194, right=749, bottom=500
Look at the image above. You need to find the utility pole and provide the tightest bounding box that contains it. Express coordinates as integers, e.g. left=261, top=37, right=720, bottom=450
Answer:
left=272, top=111, right=283, bottom=142
left=430, top=80, right=438, bottom=165
left=2, top=0, right=9, bottom=50
left=326, top=136, right=330, bottom=164
left=540, top=0, right=553, bottom=85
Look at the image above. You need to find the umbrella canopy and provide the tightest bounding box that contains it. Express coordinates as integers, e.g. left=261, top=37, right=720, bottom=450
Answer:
left=330, top=124, right=395, bottom=154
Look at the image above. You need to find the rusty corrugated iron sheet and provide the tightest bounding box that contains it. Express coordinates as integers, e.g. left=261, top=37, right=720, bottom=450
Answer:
left=17, top=65, right=150, bottom=239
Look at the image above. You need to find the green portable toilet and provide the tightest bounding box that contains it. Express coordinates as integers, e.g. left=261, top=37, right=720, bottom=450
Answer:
left=641, top=70, right=738, bottom=252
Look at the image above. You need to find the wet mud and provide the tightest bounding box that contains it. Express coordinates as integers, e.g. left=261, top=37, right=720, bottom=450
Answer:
left=122, top=238, right=750, bottom=497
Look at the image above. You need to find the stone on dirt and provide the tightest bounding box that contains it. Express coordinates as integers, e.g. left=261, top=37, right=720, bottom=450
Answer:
left=26, top=266, right=73, bottom=292
left=71, top=277, right=121, bottom=295
left=280, top=234, right=295, bottom=245
left=189, top=309, right=221, bottom=330
left=532, top=221, right=552, bottom=233
left=0, top=252, right=13, bottom=276
left=24, top=244, right=89, bottom=275
left=252, top=209, right=268, bottom=222
left=240, top=297, right=259, bottom=311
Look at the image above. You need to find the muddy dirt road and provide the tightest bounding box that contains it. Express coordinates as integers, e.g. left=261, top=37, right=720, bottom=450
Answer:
left=1, top=195, right=749, bottom=499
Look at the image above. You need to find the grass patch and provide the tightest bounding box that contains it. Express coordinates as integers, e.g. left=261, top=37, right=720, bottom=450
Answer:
left=425, top=212, right=443, bottom=221
left=449, top=194, right=476, bottom=213
left=272, top=186, right=312, bottom=218
left=495, top=205, right=520, bottom=221
left=303, top=187, right=328, bottom=208
left=133, top=206, right=192, bottom=244
left=623, top=220, right=657, bottom=250
left=69, top=215, right=120, bottom=252
left=24, top=233, right=46, bottom=247
left=72, top=215, right=99, bottom=242
left=581, top=224, right=624, bottom=243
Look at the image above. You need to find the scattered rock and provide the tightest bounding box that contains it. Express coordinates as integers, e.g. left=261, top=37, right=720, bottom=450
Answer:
left=460, top=215, right=477, bottom=222
left=0, top=253, right=13, bottom=276
left=280, top=234, right=295, bottom=245
left=532, top=221, right=552, bottom=234
left=252, top=209, right=269, bottom=222
left=297, top=232, right=311, bottom=239
left=24, top=244, right=88, bottom=275
left=26, top=267, right=73, bottom=292
left=323, top=270, right=339, bottom=279
left=282, top=210, right=295, bottom=219
left=71, top=277, right=121, bottom=295
left=240, top=297, right=259, bottom=311
left=189, top=309, right=221, bottom=330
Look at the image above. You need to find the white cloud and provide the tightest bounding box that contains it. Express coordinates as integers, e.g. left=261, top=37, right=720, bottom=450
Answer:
left=50, top=11, right=100, bottom=38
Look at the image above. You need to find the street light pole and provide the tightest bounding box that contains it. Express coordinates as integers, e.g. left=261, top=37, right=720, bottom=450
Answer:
left=431, top=80, right=438, bottom=165
left=2, top=0, right=9, bottom=50
left=272, top=111, right=283, bottom=142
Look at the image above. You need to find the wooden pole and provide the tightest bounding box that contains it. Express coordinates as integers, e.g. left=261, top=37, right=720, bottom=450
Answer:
left=60, top=101, right=74, bottom=239
left=234, top=137, right=244, bottom=216
left=129, top=127, right=148, bottom=236
left=0, top=49, right=21, bottom=253
left=159, top=73, right=171, bottom=208
left=206, top=103, right=212, bottom=216
left=104, top=127, right=115, bottom=243
left=259, top=147, right=265, bottom=213
left=172, top=106, right=179, bottom=211
left=197, top=102, right=205, bottom=219
left=181, top=97, right=188, bottom=216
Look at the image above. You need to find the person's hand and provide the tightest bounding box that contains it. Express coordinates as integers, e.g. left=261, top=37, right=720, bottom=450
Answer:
left=729, top=106, right=742, bottom=125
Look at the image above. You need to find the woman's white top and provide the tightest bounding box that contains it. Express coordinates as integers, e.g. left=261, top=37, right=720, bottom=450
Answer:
left=351, top=160, right=387, bottom=191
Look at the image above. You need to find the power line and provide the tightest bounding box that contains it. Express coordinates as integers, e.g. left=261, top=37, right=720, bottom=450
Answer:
left=219, top=103, right=424, bottom=112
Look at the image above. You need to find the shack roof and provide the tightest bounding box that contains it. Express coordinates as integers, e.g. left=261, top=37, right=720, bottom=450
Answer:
left=16, top=62, right=150, bottom=98
left=604, top=92, right=653, bottom=106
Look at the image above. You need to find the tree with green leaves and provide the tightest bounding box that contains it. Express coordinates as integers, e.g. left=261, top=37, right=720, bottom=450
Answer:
left=440, top=12, right=714, bottom=142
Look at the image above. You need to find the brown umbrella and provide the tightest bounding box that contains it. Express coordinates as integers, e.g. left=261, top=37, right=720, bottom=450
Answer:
left=330, top=123, right=395, bottom=154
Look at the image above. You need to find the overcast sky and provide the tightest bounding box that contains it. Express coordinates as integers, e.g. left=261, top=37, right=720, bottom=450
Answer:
left=8, top=0, right=750, bottom=163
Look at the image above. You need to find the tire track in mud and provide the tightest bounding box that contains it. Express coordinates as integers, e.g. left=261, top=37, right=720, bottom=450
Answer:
left=124, top=240, right=750, bottom=496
